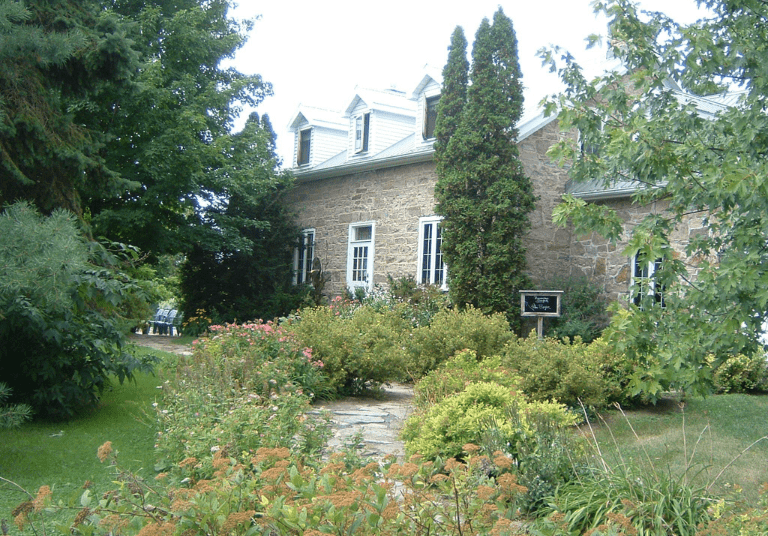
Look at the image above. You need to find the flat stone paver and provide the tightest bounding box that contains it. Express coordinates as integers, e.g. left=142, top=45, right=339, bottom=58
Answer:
left=309, top=383, right=414, bottom=462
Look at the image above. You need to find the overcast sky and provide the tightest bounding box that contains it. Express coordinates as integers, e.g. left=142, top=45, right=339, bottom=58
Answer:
left=228, top=1, right=709, bottom=163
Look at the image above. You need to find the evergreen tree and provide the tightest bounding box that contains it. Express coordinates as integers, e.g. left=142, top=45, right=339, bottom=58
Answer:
left=434, top=9, right=536, bottom=328
left=433, top=26, right=468, bottom=170
left=0, top=0, right=138, bottom=215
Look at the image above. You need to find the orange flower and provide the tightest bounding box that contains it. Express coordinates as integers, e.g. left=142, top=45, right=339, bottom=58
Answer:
left=97, top=441, right=113, bottom=462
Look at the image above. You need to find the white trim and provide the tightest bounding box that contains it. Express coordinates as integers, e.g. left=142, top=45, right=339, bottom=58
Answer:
left=347, top=221, right=375, bottom=292
left=630, top=253, right=664, bottom=307
left=417, top=216, right=447, bottom=289
left=293, top=229, right=315, bottom=285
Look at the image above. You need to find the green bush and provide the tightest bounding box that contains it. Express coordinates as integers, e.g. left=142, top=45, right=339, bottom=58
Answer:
left=405, top=306, right=513, bottom=378
left=0, top=202, right=155, bottom=419
left=713, top=353, right=768, bottom=394
left=403, top=381, right=577, bottom=460
left=289, top=305, right=410, bottom=396
left=533, top=274, right=610, bottom=343
left=413, top=349, right=520, bottom=410
left=501, top=335, right=634, bottom=410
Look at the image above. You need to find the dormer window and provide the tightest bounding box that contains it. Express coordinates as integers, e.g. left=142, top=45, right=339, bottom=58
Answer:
left=354, top=113, right=370, bottom=153
left=297, top=128, right=311, bottom=166
left=423, top=96, right=440, bottom=140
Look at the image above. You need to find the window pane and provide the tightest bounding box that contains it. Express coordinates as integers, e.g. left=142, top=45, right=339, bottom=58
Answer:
left=424, top=96, right=439, bottom=139
left=421, top=223, right=433, bottom=283
left=352, top=246, right=368, bottom=282
left=355, top=225, right=372, bottom=241
left=434, top=224, right=444, bottom=285
left=298, top=129, right=311, bottom=165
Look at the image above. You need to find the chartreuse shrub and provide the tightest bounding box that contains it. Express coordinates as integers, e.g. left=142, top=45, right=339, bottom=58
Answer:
left=413, top=349, right=520, bottom=409
left=153, top=321, right=331, bottom=476
left=501, top=335, right=635, bottom=410
left=712, top=353, right=768, bottom=394
left=402, top=382, right=577, bottom=460
left=404, top=306, right=514, bottom=378
left=289, top=305, right=410, bottom=396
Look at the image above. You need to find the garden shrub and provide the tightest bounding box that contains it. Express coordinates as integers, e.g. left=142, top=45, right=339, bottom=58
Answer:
left=153, top=321, right=331, bottom=474
left=713, top=353, right=768, bottom=394
left=501, top=335, right=634, bottom=410
left=402, top=381, right=577, bottom=460
left=0, top=202, right=155, bottom=419
left=22, top=443, right=532, bottom=536
left=533, top=274, right=610, bottom=343
left=405, top=306, right=514, bottom=378
left=412, top=349, right=520, bottom=410
left=289, top=304, right=410, bottom=396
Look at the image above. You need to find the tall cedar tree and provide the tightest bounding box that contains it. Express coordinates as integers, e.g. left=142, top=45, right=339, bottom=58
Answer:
left=433, top=26, right=468, bottom=169
left=434, top=9, right=536, bottom=328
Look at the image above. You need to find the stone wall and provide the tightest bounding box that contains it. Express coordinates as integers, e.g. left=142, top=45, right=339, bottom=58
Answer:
left=285, top=118, right=706, bottom=303
left=285, top=161, right=438, bottom=297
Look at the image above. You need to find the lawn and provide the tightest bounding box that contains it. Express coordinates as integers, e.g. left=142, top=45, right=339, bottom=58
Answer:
left=586, top=393, right=768, bottom=502
left=0, top=346, right=171, bottom=527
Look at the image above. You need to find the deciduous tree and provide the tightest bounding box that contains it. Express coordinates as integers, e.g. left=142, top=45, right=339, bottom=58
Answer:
left=544, top=0, right=768, bottom=399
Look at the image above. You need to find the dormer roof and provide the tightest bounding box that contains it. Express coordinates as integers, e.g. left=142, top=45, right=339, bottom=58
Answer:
left=411, top=66, right=443, bottom=99
left=343, top=87, right=417, bottom=117
left=288, top=105, right=347, bottom=131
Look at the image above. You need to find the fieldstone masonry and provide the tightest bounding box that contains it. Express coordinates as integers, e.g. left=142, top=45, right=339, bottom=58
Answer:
left=286, top=119, right=705, bottom=303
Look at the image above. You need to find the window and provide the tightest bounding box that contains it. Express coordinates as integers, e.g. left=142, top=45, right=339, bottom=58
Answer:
left=418, top=216, right=446, bottom=287
left=423, top=96, right=440, bottom=140
left=579, top=116, right=602, bottom=156
left=347, top=222, right=374, bottom=291
left=354, top=113, right=370, bottom=153
left=631, top=253, right=664, bottom=307
left=293, top=229, right=315, bottom=285
left=297, top=129, right=311, bottom=166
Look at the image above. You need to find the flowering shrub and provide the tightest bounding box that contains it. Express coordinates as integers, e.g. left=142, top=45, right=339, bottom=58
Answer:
left=289, top=305, right=410, bottom=396
left=404, top=306, right=514, bottom=378
left=22, top=444, right=531, bottom=536
left=712, top=353, right=768, bottom=394
left=153, top=321, right=331, bottom=475
left=413, top=349, right=521, bottom=409
left=191, top=321, right=328, bottom=399
left=502, top=335, right=634, bottom=410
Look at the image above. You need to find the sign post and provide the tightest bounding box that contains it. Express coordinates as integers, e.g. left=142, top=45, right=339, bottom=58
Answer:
left=519, top=290, right=563, bottom=339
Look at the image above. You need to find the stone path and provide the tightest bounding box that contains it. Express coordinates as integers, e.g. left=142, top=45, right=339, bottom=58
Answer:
left=310, top=384, right=413, bottom=462
left=129, top=334, right=413, bottom=462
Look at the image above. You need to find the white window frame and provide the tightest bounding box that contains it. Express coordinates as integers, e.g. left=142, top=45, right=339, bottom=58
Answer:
left=417, top=216, right=447, bottom=288
left=347, top=222, right=375, bottom=292
left=354, top=112, right=370, bottom=153
left=631, top=253, right=664, bottom=307
left=293, top=229, right=315, bottom=285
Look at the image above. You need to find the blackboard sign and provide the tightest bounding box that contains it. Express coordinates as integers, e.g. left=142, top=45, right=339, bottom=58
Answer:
left=519, top=290, right=563, bottom=318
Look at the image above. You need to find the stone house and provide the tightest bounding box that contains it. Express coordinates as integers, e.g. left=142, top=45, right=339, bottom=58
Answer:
left=283, top=70, right=728, bottom=303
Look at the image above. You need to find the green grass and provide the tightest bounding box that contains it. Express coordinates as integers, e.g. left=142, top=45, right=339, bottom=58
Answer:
left=586, top=393, right=768, bottom=501
left=0, top=346, right=172, bottom=524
